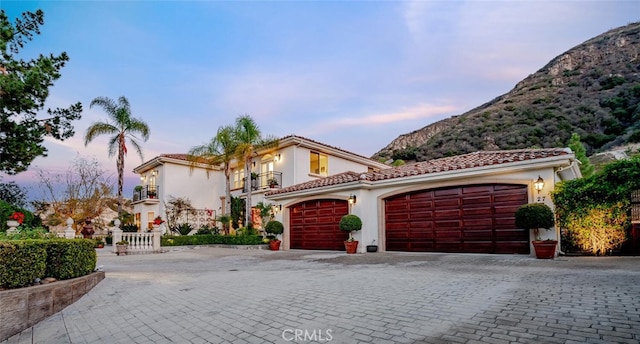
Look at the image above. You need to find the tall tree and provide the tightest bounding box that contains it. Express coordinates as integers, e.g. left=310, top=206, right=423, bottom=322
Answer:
left=0, top=9, right=82, bottom=174
left=187, top=125, right=237, bottom=221
left=233, top=115, right=277, bottom=227
left=84, top=96, right=149, bottom=217
left=568, top=133, right=595, bottom=177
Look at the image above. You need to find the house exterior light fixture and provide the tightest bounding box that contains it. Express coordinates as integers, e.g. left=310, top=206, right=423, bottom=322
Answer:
left=348, top=194, right=357, bottom=205
left=534, top=176, right=545, bottom=194
left=274, top=153, right=281, bottom=162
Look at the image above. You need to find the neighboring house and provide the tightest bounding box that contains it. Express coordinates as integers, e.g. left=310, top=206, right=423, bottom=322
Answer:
left=265, top=148, right=582, bottom=256
left=131, top=135, right=388, bottom=231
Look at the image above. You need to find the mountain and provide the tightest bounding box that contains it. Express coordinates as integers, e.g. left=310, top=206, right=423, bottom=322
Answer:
left=373, top=22, right=640, bottom=162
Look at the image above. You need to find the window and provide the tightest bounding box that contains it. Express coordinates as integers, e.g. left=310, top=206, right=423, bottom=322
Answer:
left=261, top=160, right=274, bottom=187
left=147, top=212, right=155, bottom=230
left=310, top=152, right=328, bottom=176
left=233, top=169, right=245, bottom=189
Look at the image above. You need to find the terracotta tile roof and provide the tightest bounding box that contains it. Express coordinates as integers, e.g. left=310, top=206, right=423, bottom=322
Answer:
left=160, top=154, right=189, bottom=160
left=266, top=148, right=571, bottom=196
left=280, top=135, right=380, bottom=163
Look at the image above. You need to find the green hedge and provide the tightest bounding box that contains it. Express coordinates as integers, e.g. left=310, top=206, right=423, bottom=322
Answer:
left=161, top=234, right=263, bottom=246
left=45, top=239, right=97, bottom=280
left=0, top=239, right=97, bottom=289
left=0, top=240, right=48, bottom=289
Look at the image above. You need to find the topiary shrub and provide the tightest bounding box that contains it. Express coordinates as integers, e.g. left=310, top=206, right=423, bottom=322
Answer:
left=339, top=214, right=362, bottom=241
left=45, top=239, right=97, bottom=280
left=0, top=240, right=47, bottom=289
left=515, top=203, right=555, bottom=240
left=264, top=220, right=284, bottom=241
left=161, top=234, right=263, bottom=246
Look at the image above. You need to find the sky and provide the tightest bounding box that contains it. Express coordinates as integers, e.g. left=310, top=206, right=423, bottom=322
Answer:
left=1, top=0, right=638, bottom=203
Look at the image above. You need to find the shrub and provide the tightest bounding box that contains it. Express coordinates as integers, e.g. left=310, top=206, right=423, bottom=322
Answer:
left=0, top=240, right=47, bottom=289
left=45, top=239, right=97, bottom=280
left=161, top=234, right=263, bottom=246
left=264, top=220, right=284, bottom=237
left=121, top=223, right=139, bottom=232
left=196, top=225, right=219, bottom=235
left=339, top=214, right=362, bottom=232
left=515, top=203, right=555, bottom=240
left=172, top=223, right=194, bottom=236
left=0, top=227, right=54, bottom=240
left=564, top=203, right=627, bottom=255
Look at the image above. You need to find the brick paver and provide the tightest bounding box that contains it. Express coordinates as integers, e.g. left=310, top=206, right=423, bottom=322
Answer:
left=3, top=247, right=640, bottom=343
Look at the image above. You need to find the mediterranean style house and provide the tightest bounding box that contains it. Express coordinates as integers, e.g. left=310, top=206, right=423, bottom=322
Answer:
left=265, top=148, right=581, bottom=255
left=132, top=134, right=581, bottom=256
left=131, top=135, right=388, bottom=231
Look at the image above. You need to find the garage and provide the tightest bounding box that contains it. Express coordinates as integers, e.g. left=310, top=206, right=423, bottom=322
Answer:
left=290, top=199, right=349, bottom=250
left=385, top=184, right=529, bottom=254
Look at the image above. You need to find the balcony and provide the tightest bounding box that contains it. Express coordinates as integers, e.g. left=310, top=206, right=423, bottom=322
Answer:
left=243, top=171, right=282, bottom=192
left=132, top=185, right=160, bottom=204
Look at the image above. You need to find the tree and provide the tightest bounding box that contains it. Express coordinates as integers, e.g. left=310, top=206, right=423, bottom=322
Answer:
left=233, top=115, right=278, bottom=227
left=0, top=9, right=83, bottom=174
left=36, top=156, right=113, bottom=231
left=187, top=125, right=237, bottom=218
left=84, top=96, right=149, bottom=217
left=568, top=133, right=594, bottom=177
left=0, top=180, right=27, bottom=208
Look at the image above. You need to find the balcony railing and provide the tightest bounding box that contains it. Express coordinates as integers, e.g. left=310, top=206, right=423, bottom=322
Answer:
left=243, top=171, right=282, bottom=192
left=132, top=185, right=159, bottom=202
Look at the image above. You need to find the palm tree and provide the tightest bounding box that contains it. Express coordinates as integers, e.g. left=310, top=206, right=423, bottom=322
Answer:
left=233, top=115, right=278, bottom=228
left=187, top=125, right=237, bottom=228
left=84, top=96, right=150, bottom=217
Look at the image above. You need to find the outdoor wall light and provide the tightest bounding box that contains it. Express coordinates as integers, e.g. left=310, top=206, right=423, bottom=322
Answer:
left=534, top=176, right=545, bottom=194
left=272, top=204, right=282, bottom=213
left=140, top=175, right=145, bottom=182
left=151, top=170, right=158, bottom=176
left=274, top=153, right=281, bottom=162
left=348, top=194, right=357, bottom=205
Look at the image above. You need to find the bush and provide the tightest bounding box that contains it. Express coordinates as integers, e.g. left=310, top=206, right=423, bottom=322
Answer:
left=172, top=223, right=194, bottom=235
left=564, top=203, right=627, bottom=255
left=197, top=225, right=220, bottom=235
left=339, top=215, right=362, bottom=232
left=161, top=234, right=263, bottom=246
left=515, top=203, right=555, bottom=233
left=121, top=223, right=139, bottom=232
left=0, top=240, right=47, bottom=289
left=264, top=220, right=284, bottom=236
left=45, top=239, right=97, bottom=280
left=0, top=227, right=54, bottom=240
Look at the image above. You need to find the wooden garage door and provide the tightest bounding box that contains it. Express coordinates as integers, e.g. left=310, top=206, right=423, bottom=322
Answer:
left=290, top=199, right=349, bottom=250
left=385, top=184, right=529, bottom=254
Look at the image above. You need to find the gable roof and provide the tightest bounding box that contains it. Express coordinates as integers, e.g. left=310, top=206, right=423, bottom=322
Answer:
left=133, top=135, right=388, bottom=173
left=265, top=148, right=574, bottom=196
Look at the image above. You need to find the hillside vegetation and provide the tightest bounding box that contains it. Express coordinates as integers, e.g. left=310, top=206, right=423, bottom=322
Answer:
left=374, top=22, right=640, bottom=162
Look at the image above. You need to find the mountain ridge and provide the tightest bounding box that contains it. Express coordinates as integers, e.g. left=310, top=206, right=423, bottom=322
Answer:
left=373, top=22, right=640, bottom=162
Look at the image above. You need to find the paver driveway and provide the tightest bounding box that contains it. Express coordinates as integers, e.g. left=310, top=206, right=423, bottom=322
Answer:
left=4, top=247, right=640, bottom=344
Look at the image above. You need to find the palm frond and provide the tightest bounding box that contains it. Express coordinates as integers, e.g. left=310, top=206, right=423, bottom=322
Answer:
left=84, top=122, right=118, bottom=146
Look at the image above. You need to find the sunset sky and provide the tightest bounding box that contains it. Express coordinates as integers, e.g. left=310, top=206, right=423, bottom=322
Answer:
left=1, top=0, right=638, bottom=202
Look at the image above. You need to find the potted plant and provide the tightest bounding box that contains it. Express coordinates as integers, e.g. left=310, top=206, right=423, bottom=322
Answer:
left=264, top=220, right=284, bottom=251
left=267, top=178, right=279, bottom=188
left=515, top=203, right=556, bottom=259
left=116, top=240, right=129, bottom=256
left=339, top=214, right=362, bottom=254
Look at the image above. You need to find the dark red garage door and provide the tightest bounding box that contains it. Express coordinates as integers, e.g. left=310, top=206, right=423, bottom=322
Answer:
left=385, top=184, right=529, bottom=254
left=290, top=199, right=349, bottom=250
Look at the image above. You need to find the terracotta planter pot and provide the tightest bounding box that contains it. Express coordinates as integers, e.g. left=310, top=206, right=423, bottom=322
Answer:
left=344, top=240, right=359, bottom=254
left=269, top=240, right=281, bottom=251
left=532, top=240, right=557, bottom=259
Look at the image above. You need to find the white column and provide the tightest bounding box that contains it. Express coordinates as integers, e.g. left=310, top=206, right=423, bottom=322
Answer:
left=64, top=218, right=75, bottom=239
left=112, top=219, right=122, bottom=254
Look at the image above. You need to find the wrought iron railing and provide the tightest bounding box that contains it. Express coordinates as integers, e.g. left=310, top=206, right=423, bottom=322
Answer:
left=132, top=185, right=159, bottom=202
left=243, top=171, right=282, bottom=192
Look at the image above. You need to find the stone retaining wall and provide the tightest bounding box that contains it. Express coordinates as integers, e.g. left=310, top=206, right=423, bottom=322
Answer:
left=0, top=271, right=105, bottom=341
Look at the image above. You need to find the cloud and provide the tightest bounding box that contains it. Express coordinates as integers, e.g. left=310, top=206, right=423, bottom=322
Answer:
left=308, top=103, right=459, bottom=135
